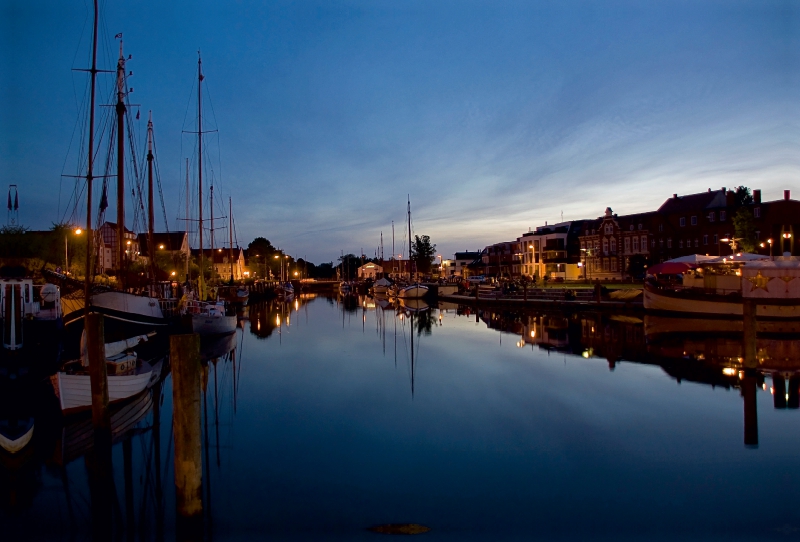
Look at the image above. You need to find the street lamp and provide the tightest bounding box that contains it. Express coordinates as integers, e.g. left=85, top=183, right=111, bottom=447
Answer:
left=65, top=227, right=82, bottom=275
left=760, top=238, right=774, bottom=260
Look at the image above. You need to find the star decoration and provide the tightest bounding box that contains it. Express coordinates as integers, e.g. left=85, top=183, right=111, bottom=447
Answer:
left=745, top=271, right=770, bottom=291
left=779, top=276, right=795, bottom=284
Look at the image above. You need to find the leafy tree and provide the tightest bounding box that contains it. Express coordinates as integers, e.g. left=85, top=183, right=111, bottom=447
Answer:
left=733, top=207, right=757, bottom=252
left=314, top=262, right=335, bottom=279
left=411, top=235, right=436, bottom=274
left=627, top=254, right=649, bottom=280
left=337, top=253, right=366, bottom=280
left=733, top=186, right=753, bottom=207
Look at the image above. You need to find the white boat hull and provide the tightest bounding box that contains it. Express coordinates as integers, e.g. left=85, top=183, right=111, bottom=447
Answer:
left=643, top=285, right=800, bottom=318
left=192, top=313, right=237, bottom=335
left=0, top=423, right=33, bottom=454
left=398, top=284, right=429, bottom=299
left=52, top=365, right=156, bottom=414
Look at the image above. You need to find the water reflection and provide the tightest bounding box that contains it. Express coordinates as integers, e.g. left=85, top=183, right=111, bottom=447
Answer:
left=2, top=296, right=799, bottom=539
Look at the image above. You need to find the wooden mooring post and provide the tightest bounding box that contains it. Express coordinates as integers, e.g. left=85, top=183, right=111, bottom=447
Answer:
left=171, top=333, right=203, bottom=537
left=742, top=299, right=758, bottom=447
left=85, top=312, right=113, bottom=538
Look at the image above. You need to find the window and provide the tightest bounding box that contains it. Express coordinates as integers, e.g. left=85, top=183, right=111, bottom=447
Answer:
left=680, top=217, right=686, bottom=227
left=594, top=241, right=600, bottom=252
left=651, top=239, right=655, bottom=248
left=602, top=258, right=608, bottom=271
left=633, top=237, right=639, bottom=252
left=713, top=234, right=718, bottom=244
left=720, top=210, right=726, bottom=221
left=708, top=211, right=715, bottom=222
left=659, top=238, right=664, bottom=248
left=624, top=238, right=630, bottom=253
left=679, top=240, right=684, bottom=249
left=754, top=207, right=760, bottom=218
left=602, top=239, right=608, bottom=255
left=659, top=224, right=664, bottom=232
left=611, top=259, right=617, bottom=272
left=691, top=216, right=697, bottom=225
left=605, top=224, right=613, bottom=234
left=638, top=223, right=643, bottom=230
left=610, top=238, right=617, bottom=253
left=642, top=236, right=648, bottom=251
left=695, top=239, right=699, bottom=248
left=667, top=238, right=672, bottom=248
left=580, top=241, right=585, bottom=249
left=703, top=235, right=708, bottom=245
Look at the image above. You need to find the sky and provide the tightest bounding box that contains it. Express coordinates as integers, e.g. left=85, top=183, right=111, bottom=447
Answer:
left=1, top=0, right=797, bottom=264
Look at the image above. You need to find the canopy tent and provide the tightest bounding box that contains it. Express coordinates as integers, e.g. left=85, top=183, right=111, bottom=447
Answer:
left=665, top=254, right=718, bottom=264
left=646, top=262, right=696, bottom=275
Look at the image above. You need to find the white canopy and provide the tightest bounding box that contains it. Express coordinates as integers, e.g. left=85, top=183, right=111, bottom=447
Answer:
left=665, top=254, right=718, bottom=264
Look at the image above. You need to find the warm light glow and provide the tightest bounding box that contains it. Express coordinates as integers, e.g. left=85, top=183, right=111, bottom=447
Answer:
left=159, top=244, right=165, bottom=249
left=274, top=255, right=279, bottom=259
left=170, top=271, right=176, bottom=276
left=722, top=367, right=737, bottom=376
left=293, top=271, right=298, bottom=276
left=530, top=330, right=536, bottom=338
left=768, top=238, right=773, bottom=244
left=126, top=240, right=131, bottom=245
left=582, top=351, right=590, bottom=358
left=759, top=243, right=765, bottom=248
left=721, top=238, right=729, bottom=242
left=74, top=228, right=82, bottom=235
left=276, top=315, right=281, bottom=326
left=218, top=249, right=222, bottom=252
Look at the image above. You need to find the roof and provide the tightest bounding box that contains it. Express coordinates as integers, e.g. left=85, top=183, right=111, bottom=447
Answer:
left=101, top=221, right=137, bottom=235
left=454, top=251, right=481, bottom=260
left=657, top=189, right=727, bottom=214
left=137, top=232, right=187, bottom=256
left=191, top=247, right=244, bottom=264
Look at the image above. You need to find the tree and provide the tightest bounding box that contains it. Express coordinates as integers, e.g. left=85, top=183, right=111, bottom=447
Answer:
left=411, top=235, right=436, bottom=275
left=733, top=207, right=757, bottom=252
left=733, top=186, right=754, bottom=207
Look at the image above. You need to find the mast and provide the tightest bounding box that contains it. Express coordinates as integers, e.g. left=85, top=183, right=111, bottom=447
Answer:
left=198, top=54, right=204, bottom=297
left=210, top=184, right=214, bottom=283
left=407, top=196, right=413, bottom=281
left=84, top=0, right=99, bottom=309
left=147, top=111, right=155, bottom=280
left=229, top=197, right=234, bottom=281
left=116, top=39, right=127, bottom=277
left=185, top=158, right=189, bottom=281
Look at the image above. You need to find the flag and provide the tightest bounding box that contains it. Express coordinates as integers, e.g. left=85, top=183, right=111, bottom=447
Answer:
left=13, top=193, right=18, bottom=211
left=115, top=33, right=122, bottom=39
left=136, top=110, right=140, bottom=120
left=6, top=191, right=10, bottom=211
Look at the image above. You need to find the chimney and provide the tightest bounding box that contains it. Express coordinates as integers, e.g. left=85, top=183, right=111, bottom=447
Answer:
left=708, top=188, right=711, bottom=192
left=721, top=187, right=726, bottom=193
left=673, top=193, right=678, bottom=199
left=753, top=189, right=761, bottom=204
left=786, top=190, right=791, bottom=201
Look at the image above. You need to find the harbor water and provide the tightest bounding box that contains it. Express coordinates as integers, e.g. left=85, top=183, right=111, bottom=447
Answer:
left=4, top=294, right=799, bottom=541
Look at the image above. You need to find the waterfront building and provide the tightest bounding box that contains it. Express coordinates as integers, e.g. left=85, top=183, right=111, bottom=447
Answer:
left=358, top=262, right=383, bottom=280
left=519, top=221, right=588, bottom=281
left=579, top=210, right=654, bottom=281
left=192, top=247, right=247, bottom=281
left=137, top=232, right=190, bottom=265
left=97, top=221, right=139, bottom=272
left=450, top=251, right=482, bottom=278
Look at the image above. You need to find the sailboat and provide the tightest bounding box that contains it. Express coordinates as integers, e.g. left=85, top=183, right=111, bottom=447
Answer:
left=60, top=25, right=169, bottom=350
left=183, top=55, right=237, bottom=337
left=397, top=197, right=429, bottom=300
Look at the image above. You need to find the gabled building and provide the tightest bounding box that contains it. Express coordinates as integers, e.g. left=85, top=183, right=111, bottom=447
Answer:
left=521, top=221, right=589, bottom=281
left=137, top=232, right=190, bottom=262
left=192, top=247, right=247, bottom=281
left=579, top=209, right=654, bottom=281
left=97, top=221, right=139, bottom=272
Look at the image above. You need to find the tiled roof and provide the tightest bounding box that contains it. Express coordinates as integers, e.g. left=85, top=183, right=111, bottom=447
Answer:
left=657, top=190, right=727, bottom=214
left=137, top=232, right=187, bottom=256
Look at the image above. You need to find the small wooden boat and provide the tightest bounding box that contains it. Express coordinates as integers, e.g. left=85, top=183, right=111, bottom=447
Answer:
left=187, top=300, right=238, bottom=336
left=397, top=283, right=429, bottom=300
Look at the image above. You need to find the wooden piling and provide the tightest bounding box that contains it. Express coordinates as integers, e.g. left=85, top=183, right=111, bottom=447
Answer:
left=742, top=373, right=758, bottom=448
left=742, top=299, right=758, bottom=369
left=171, top=333, right=203, bottom=525
left=86, top=312, right=109, bottom=432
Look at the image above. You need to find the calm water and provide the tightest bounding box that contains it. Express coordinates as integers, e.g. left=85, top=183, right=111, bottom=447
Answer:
left=4, top=294, right=800, bottom=541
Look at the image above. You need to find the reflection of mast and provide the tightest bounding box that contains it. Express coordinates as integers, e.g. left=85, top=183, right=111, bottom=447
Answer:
left=410, top=311, right=415, bottom=398
left=742, top=371, right=758, bottom=448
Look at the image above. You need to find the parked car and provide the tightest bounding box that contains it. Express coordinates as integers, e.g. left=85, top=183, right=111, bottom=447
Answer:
left=466, top=275, right=486, bottom=284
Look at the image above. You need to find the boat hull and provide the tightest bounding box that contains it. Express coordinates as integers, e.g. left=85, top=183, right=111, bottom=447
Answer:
left=398, top=285, right=429, bottom=300
left=643, top=283, right=800, bottom=319
left=191, top=314, right=237, bottom=336
left=52, top=361, right=159, bottom=414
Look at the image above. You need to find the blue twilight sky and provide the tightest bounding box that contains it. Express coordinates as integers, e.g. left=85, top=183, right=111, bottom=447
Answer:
left=1, top=0, right=797, bottom=263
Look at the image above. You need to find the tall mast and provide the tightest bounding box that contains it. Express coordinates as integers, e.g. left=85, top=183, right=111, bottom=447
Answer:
left=198, top=54, right=204, bottom=297
left=84, top=0, right=99, bottom=309
left=407, top=196, right=413, bottom=281
left=185, top=158, right=189, bottom=281
left=147, top=111, right=156, bottom=280
left=229, top=197, right=234, bottom=281
left=116, top=39, right=127, bottom=276
left=210, top=184, right=214, bottom=283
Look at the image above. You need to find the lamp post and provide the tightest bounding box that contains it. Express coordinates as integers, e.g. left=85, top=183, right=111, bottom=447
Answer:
left=760, top=238, right=773, bottom=260
left=65, top=227, right=82, bottom=275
